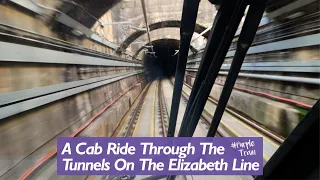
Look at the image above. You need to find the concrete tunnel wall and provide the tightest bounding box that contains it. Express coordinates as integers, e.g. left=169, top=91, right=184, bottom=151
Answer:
left=185, top=14, right=320, bottom=138
left=0, top=2, right=120, bottom=57
left=0, top=2, right=147, bottom=178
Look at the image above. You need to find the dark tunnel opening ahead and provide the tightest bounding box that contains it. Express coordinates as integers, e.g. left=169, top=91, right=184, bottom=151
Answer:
left=143, top=39, right=179, bottom=82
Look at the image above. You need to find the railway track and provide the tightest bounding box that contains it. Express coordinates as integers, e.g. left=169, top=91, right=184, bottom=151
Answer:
left=124, top=84, right=151, bottom=137
left=167, top=80, right=222, bottom=137
left=115, top=80, right=166, bottom=138
left=156, top=80, right=169, bottom=137
left=116, top=79, right=169, bottom=138
left=112, top=82, right=151, bottom=137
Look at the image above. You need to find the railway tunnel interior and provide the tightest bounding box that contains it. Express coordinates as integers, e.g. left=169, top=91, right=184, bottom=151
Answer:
left=143, top=39, right=179, bottom=81
left=0, top=0, right=319, bottom=179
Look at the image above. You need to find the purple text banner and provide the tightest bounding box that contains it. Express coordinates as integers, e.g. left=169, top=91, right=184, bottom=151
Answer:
left=57, top=137, right=263, bottom=175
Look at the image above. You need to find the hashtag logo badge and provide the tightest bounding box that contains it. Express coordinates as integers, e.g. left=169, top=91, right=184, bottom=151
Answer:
left=231, top=142, right=237, bottom=149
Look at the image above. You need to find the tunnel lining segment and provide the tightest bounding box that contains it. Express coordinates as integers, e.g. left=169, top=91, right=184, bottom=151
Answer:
left=0, top=71, right=143, bottom=107
left=0, top=42, right=142, bottom=66
left=133, top=39, right=197, bottom=59
left=0, top=71, right=143, bottom=120
left=186, top=69, right=320, bottom=85
left=226, top=34, right=320, bottom=57
left=117, top=20, right=210, bottom=53
left=187, top=60, right=320, bottom=73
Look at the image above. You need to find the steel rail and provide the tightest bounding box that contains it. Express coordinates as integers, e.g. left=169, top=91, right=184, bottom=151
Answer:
left=158, top=80, right=167, bottom=137
left=169, top=79, right=223, bottom=137
left=124, top=83, right=151, bottom=137
left=111, top=82, right=147, bottom=138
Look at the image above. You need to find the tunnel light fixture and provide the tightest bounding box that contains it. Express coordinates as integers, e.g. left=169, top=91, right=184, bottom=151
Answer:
left=129, top=26, right=147, bottom=32
left=146, top=51, right=156, bottom=57
left=191, top=26, right=211, bottom=43
left=142, top=45, right=153, bottom=48
left=172, top=50, right=179, bottom=56
left=286, top=12, right=305, bottom=20
left=99, top=21, right=133, bottom=28
left=71, top=29, right=84, bottom=36
left=131, top=41, right=146, bottom=45
left=140, top=0, right=155, bottom=55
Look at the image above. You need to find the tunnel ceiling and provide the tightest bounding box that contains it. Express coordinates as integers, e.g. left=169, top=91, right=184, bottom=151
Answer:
left=88, top=0, right=216, bottom=54
left=133, top=38, right=197, bottom=59
left=56, top=0, right=308, bottom=55
left=60, top=0, right=120, bottom=28
left=126, top=27, right=205, bottom=54
left=117, top=20, right=210, bottom=52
